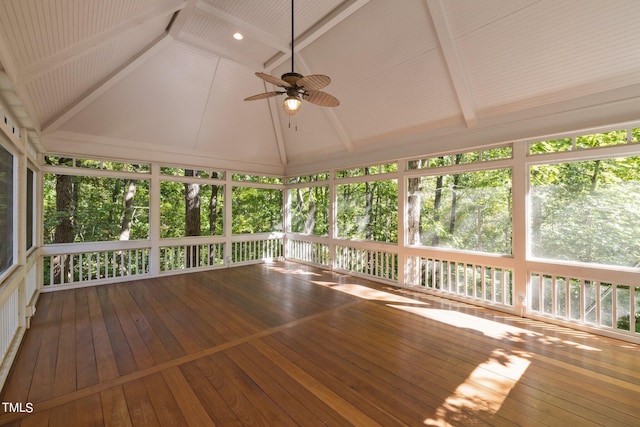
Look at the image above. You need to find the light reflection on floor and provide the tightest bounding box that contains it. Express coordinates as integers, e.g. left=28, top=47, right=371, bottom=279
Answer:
left=388, top=305, right=538, bottom=341
left=311, top=281, right=430, bottom=305
left=423, top=349, right=531, bottom=426
left=273, top=263, right=618, bottom=424
left=266, top=265, right=323, bottom=276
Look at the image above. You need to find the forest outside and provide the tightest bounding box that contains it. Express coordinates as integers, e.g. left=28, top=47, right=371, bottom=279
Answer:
left=530, top=156, right=640, bottom=267
left=42, top=139, right=640, bottom=270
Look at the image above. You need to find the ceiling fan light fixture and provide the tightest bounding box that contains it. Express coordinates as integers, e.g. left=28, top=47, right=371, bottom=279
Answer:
left=283, top=95, right=302, bottom=115
left=244, top=0, right=339, bottom=117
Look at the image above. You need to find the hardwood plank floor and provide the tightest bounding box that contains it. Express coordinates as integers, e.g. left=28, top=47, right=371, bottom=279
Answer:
left=1, top=262, right=639, bottom=426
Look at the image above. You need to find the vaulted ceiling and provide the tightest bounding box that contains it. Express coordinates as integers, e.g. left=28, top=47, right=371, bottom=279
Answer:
left=1, top=0, right=640, bottom=175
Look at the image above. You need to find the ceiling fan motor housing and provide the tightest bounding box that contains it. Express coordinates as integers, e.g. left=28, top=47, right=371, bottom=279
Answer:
left=282, top=72, right=303, bottom=86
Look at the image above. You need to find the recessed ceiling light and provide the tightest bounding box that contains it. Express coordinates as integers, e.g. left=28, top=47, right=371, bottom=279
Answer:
left=233, top=32, right=243, bottom=40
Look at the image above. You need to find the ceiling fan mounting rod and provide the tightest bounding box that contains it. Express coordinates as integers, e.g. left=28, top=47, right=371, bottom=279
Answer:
left=244, top=0, right=338, bottom=110
left=290, top=0, right=296, bottom=74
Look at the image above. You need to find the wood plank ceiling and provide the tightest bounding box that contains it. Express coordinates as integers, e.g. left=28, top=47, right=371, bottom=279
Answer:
left=1, top=0, right=640, bottom=175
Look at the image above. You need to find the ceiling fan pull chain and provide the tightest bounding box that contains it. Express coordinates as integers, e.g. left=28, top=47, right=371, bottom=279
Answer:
left=288, top=115, right=298, bottom=131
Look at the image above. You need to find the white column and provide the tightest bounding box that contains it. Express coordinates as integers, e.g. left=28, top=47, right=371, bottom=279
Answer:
left=224, top=173, right=233, bottom=265
left=282, top=181, right=290, bottom=260
left=149, top=163, right=161, bottom=275
left=512, top=141, right=529, bottom=316
left=397, top=161, right=406, bottom=286
left=328, top=171, right=336, bottom=270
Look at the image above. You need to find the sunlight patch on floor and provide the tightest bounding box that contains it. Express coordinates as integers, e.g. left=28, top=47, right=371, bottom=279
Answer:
left=423, top=349, right=531, bottom=426
left=388, top=305, right=538, bottom=341
left=495, top=317, right=602, bottom=351
left=312, top=281, right=430, bottom=305
left=267, top=266, right=322, bottom=276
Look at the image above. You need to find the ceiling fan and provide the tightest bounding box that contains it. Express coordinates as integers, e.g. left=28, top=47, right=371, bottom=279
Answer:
left=244, top=0, right=339, bottom=116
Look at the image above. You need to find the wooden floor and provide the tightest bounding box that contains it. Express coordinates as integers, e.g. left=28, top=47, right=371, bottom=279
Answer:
left=1, top=262, right=639, bottom=426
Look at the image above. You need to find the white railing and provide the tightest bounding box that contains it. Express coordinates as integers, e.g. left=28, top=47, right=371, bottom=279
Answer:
left=42, top=242, right=151, bottom=286
left=406, top=250, right=515, bottom=308
left=40, top=235, right=284, bottom=287
left=231, top=234, right=283, bottom=264
left=529, top=270, right=639, bottom=337
left=38, top=234, right=639, bottom=343
left=335, top=242, right=399, bottom=283
left=160, top=241, right=225, bottom=272
left=25, top=262, right=38, bottom=306
left=286, top=237, right=331, bottom=267
left=0, top=284, right=19, bottom=373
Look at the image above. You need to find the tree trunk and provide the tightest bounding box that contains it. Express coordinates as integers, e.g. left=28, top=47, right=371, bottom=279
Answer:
left=432, top=174, right=444, bottom=246
left=590, top=159, right=601, bottom=192
left=209, top=185, right=220, bottom=235
left=119, top=179, right=137, bottom=241
left=448, top=155, right=463, bottom=235
left=364, top=167, right=374, bottom=240
left=407, top=160, right=423, bottom=245
left=53, top=159, right=76, bottom=283
left=184, top=170, right=201, bottom=267
left=304, top=196, right=316, bottom=234
left=449, top=175, right=459, bottom=235
left=117, top=179, right=137, bottom=274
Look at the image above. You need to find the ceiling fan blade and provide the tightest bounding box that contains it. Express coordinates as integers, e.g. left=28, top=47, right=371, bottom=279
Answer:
left=305, top=90, right=340, bottom=107
left=255, top=72, right=290, bottom=87
left=297, top=74, right=331, bottom=91
left=244, top=91, right=282, bottom=101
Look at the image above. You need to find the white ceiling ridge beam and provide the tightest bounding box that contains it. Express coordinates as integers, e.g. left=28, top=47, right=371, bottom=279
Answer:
left=176, top=34, right=262, bottom=70
left=267, top=95, right=288, bottom=165
left=425, top=0, right=478, bottom=128
left=296, top=54, right=353, bottom=152
left=264, top=0, right=370, bottom=71
left=42, top=33, right=173, bottom=135
left=0, top=28, right=19, bottom=83
left=193, top=57, right=221, bottom=151
left=17, top=0, right=186, bottom=85
left=194, top=1, right=290, bottom=53
left=168, top=0, right=198, bottom=38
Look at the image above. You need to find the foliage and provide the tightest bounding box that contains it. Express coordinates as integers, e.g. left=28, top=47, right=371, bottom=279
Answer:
left=160, top=181, right=223, bottom=238
left=40, top=150, right=640, bottom=270
left=337, top=177, right=397, bottom=243
left=43, top=173, right=149, bottom=243
left=232, top=187, right=282, bottom=233
left=288, top=186, right=329, bottom=235
left=413, top=168, right=512, bottom=254
left=530, top=156, right=640, bottom=266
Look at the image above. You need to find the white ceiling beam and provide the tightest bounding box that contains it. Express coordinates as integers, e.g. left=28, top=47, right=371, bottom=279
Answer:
left=425, top=0, right=478, bottom=128
left=0, top=28, right=19, bottom=83
left=264, top=0, right=370, bottom=71
left=42, top=33, right=172, bottom=134
left=296, top=54, right=353, bottom=152
left=168, top=0, right=198, bottom=38
left=18, top=0, right=185, bottom=85
left=267, top=95, right=288, bottom=165
left=176, top=34, right=262, bottom=70
left=195, top=1, right=290, bottom=53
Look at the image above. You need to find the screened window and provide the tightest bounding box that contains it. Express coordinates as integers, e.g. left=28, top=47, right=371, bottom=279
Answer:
left=530, top=156, right=640, bottom=267
left=288, top=186, right=329, bottom=235
left=0, top=144, right=14, bottom=275
left=160, top=180, right=224, bottom=238
left=232, top=187, right=282, bottom=234
left=26, top=168, right=34, bottom=250
left=408, top=169, right=512, bottom=254
left=337, top=178, right=397, bottom=243
left=44, top=173, right=149, bottom=243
